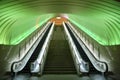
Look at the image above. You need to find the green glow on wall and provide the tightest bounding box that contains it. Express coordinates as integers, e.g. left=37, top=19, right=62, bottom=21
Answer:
left=10, top=14, right=54, bottom=45
left=68, top=13, right=120, bottom=46
left=0, top=0, right=120, bottom=46
left=67, top=0, right=120, bottom=45
left=0, top=14, right=54, bottom=45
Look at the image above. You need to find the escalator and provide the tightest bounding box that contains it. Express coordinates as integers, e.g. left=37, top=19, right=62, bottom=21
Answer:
left=43, top=26, right=76, bottom=74
left=65, top=23, right=99, bottom=73
left=12, top=23, right=53, bottom=73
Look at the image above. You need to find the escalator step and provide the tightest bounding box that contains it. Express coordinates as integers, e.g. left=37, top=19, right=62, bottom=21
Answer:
left=44, top=71, right=76, bottom=74
left=43, top=26, right=76, bottom=74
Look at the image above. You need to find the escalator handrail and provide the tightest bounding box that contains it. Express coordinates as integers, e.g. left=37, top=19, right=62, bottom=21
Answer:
left=63, top=22, right=89, bottom=73
left=66, top=22, right=108, bottom=73
left=30, top=22, right=55, bottom=73
left=11, top=22, right=51, bottom=73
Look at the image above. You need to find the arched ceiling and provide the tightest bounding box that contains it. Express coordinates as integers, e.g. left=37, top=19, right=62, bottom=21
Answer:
left=0, top=0, right=120, bottom=45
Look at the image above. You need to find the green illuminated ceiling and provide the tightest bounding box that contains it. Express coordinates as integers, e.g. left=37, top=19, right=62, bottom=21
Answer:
left=0, top=0, right=120, bottom=45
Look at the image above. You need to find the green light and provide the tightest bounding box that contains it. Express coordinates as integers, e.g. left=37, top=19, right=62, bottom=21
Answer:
left=0, top=0, right=120, bottom=46
left=11, top=14, right=54, bottom=44
left=68, top=11, right=120, bottom=45
left=0, top=13, right=54, bottom=45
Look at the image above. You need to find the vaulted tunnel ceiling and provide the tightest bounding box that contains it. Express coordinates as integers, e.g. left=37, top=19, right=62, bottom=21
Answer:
left=0, top=0, right=120, bottom=45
